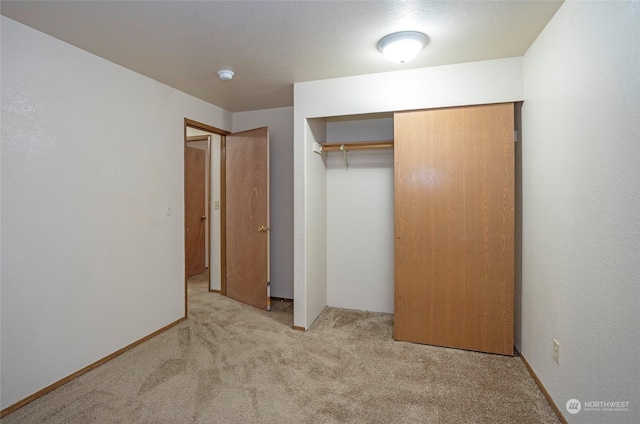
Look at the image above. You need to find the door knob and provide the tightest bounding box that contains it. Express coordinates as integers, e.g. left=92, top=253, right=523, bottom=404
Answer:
left=257, top=226, right=271, bottom=233
left=201, top=215, right=207, bottom=221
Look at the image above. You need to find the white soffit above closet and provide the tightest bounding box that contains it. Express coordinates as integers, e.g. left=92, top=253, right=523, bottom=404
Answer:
left=0, top=0, right=563, bottom=112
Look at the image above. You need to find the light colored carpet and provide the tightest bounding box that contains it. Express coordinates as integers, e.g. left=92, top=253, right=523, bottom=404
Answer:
left=1, top=273, right=559, bottom=423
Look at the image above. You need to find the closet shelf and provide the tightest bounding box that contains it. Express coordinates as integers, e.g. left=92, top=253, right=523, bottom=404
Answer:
left=319, top=140, right=394, bottom=152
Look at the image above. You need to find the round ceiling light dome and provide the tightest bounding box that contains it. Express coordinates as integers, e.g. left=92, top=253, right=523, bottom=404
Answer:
left=218, top=70, right=234, bottom=81
left=377, top=31, right=428, bottom=63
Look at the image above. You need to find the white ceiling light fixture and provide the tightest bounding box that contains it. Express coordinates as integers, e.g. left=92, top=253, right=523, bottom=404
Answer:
left=218, top=70, right=234, bottom=81
left=377, top=31, right=428, bottom=63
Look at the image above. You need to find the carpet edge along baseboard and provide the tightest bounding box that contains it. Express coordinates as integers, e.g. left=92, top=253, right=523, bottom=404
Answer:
left=519, top=354, right=568, bottom=424
left=0, top=317, right=186, bottom=418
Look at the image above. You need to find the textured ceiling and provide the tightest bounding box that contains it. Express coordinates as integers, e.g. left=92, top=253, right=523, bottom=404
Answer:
left=1, top=0, right=563, bottom=112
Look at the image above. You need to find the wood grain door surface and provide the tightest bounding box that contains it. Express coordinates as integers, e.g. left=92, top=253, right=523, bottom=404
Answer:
left=226, top=127, right=270, bottom=310
left=394, top=103, right=514, bottom=355
left=185, top=146, right=206, bottom=278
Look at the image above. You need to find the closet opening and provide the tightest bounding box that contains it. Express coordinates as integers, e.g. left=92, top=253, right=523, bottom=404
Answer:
left=318, top=113, right=396, bottom=316
left=305, top=104, right=517, bottom=356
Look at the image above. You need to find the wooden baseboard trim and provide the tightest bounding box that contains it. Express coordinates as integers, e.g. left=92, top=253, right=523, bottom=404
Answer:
left=293, top=325, right=306, bottom=332
left=520, top=354, right=568, bottom=424
left=209, top=289, right=221, bottom=293
left=0, top=317, right=186, bottom=418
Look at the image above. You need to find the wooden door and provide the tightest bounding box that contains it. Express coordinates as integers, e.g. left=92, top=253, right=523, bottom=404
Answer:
left=394, top=103, right=514, bottom=355
left=225, top=127, right=270, bottom=310
left=185, top=146, right=207, bottom=278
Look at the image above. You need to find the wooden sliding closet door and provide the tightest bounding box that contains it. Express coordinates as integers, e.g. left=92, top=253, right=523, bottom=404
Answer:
left=394, top=103, right=514, bottom=355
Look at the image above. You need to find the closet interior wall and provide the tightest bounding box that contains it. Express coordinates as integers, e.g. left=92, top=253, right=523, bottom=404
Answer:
left=325, top=114, right=395, bottom=313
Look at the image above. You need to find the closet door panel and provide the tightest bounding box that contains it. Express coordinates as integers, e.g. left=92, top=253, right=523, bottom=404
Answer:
left=394, top=103, right=514, bottom=355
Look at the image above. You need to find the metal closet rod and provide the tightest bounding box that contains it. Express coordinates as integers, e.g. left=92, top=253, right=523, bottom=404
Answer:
left=318, top=140, right=394, bottom=170
left=319, top=140, right=394, bottom=152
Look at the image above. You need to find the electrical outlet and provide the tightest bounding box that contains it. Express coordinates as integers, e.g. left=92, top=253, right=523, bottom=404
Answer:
left=553, top=339, right=560, bottom=365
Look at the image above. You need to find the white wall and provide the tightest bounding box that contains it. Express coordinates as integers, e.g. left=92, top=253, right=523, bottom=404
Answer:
left=294, top=57, right=525, bottom=329
left=520, top=2, right=640, bottom=423
left=232, top=107, right=294, bottom=299
left=302, top=118, right=328, bottom=327
left=0, top=17, right=231, bottom=409
left=326, top=117, right=394, bottom=313
left=326, top=116, right=393, bottom=142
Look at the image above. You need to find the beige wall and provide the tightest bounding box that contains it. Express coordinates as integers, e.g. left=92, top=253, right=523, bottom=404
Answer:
left=520, top=2, right=640, bottom=422
left=0, top=16, right=232, bottom=409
